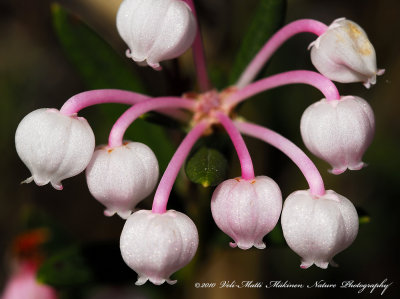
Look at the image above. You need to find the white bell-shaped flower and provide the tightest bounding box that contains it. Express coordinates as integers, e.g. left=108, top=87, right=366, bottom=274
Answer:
left=281, top=189, right=359, bottom=269
left=211, top=176, right=282, bottom=250
left=120, top=209, right=198, bottom=285
left=300, top=96, right=375, bottom=174
left=116, top=0, right=197, bottom=70
left=15, top=108, right=95, bottom=190
left=310, top=18, right=384, bottom=88
left=85, top=141, right=159, bottom=219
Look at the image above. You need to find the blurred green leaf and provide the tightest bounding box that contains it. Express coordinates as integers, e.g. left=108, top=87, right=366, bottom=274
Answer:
left=229, top=0, right=287, bottom=84
left=185, top=147, right=228, bottom=187
left=37, top=242, right=133, bottom=288
left=37, top=246, right=93, bottom=287
left=51, top=4, right=176, bottom=170
left=51, top=3, right=144, bottom=91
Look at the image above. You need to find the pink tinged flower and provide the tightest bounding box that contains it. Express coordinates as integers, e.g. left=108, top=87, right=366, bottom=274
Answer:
left=1, top=262, right=58, bottom=299
left=85, top=142, right=159, bottom=219
left=211, top=176, right=282, bottom=250
left=120, top=209, right=198, bottom=285
left=281, top=189, right=359, bottom=269
left=300, top=96, right=375, bottom=175
left=15, top=108, right=95, bottom=190
left=309, top=18, right=384, bottom=88
left=116, top=0, right=197, bottom=70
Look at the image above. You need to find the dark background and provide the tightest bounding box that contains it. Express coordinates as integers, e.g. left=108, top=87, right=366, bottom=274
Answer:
left=0, top=0, right=399, bottom=298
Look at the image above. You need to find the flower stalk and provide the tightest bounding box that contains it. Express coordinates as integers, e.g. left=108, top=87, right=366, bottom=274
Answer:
left=152, top=120, right=208, bottom=214
left=217, top=112, right=255, bottom=180
left=182, top=0, right=211, bottom=91
left=235, top=120, right=326, bottom=196
left=237, top=19, right=328, bottom=87
left=108, top=97, right=196, bottom=148
left=226, top=70, right=340, bottom=107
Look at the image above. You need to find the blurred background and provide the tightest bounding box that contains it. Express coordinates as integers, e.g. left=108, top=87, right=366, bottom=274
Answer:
left=0, top=0, right=399, bottom=298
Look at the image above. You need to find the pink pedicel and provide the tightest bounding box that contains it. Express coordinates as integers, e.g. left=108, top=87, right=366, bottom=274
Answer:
left=211, top=176, right=282, bottom=250
left=15, top=108, right=95, bottom=190
left=86, top=141, right=159, bottom=219
left=226, top=70, right=340, bottom=108
left=182, top=0, right=211, bottom=91
left=300, top=96, right=375, bottom=174
left=116, top=0, right=197, bottom=70
left=217, top=112, right=255, bottom=180
left=108, top=97, right=196, bottom=148
left=152, top=121, right=208, bottom=214
left=235, top=121, right=326, bottom=197
left=281, top=189, right=359, bottom=269
left=237, top=19, right=328, bottom=88
left=120, top=209, right=198, bottom=285
left=309, top=18, right=384, bottom=88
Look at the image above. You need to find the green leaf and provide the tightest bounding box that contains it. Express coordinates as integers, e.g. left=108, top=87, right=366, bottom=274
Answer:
left=229, top=0, right=287, bottom=84
left=185, top=147, right=228, bottom=187
left=37, top=246, right=93, bottom=287
left=51, top=3, right=145, bottom=91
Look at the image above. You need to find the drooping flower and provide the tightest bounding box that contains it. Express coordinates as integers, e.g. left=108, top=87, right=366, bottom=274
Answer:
left=15, top=108, right=95, bottom=190
left=300, top=96, right=375, bottom=174
left=309, top=18, right=384, bottom=88
left=116, top=0, right=197, bottom=70
left=211, top=176, right=282, bottom=249
left=120, top=209, right=198, bottom=285
left=281, top=189, right=359, bottom=269
left=86, top=141, right=159, bottom=219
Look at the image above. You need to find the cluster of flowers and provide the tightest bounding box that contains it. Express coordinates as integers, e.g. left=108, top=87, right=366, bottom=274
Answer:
left=14, top=0, right=382, bottom=286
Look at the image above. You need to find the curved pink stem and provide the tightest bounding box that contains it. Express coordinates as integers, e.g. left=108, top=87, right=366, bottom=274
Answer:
left=152, top=121, right=208, bottom=214
left=108, top=97, right=196, bottom=147
left=235, top=120, right=325, bottom=196
left=217, top=112, right=255, bottom=180
left=226, top=70, right=340, bottom=107
left=237, top=19, right=328, bottom=87
left=59, top=89, right=189, bottom=120
left=59, top=89, right=149, bottom=115
left=182, top=0, right=211, bottom=91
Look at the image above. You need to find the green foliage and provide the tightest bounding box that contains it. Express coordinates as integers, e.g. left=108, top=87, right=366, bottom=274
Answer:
left=51, top=4, right=175, bottom=170
left=185, top=146, right=228, bottom=187
left=229, top=0, right=287, bottom=84
left=37, top=246, right=93, bottom=287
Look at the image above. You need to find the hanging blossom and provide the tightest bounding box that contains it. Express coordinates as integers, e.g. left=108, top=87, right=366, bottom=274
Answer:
left=15, top=0, right=383, bottom=284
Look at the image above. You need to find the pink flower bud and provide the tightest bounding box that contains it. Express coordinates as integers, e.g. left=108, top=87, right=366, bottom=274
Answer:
left=120, top=209, right=198, bottom=285
left=281, top=189, right=359, bottom=269
left=310, top=18, right=384, bottom=88
left=300, top=96, right=375, bottom=174
left=211, top=176, right=282, bottom=250
left=1, top=262, right=58, bottom=299
left=116, top=0, right=197, bottom=70
left=86, top=142, right=159, bottom=219
left=15, top=108, right=95, bottom=190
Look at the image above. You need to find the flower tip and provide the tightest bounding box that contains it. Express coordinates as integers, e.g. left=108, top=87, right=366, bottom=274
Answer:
left=135, top=276, right=148, bottom=286
left=20, top=176, right=33, bottom=185
left=315, top=261, right=329, bottom=269
left=117, top=210, right=132, bottom=219
left=329, top=167, right=347, bottom=175
left=330, top=260, right=339, bottom=267
left=51, top=181, right=63, bottom=190
left=229, top=242, right=238, bottom=248
left=254, top=242, right=266, bottom=250
left=103, top=210, right=115, bottom=217
left=300, top=261, right=312, bottom=269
